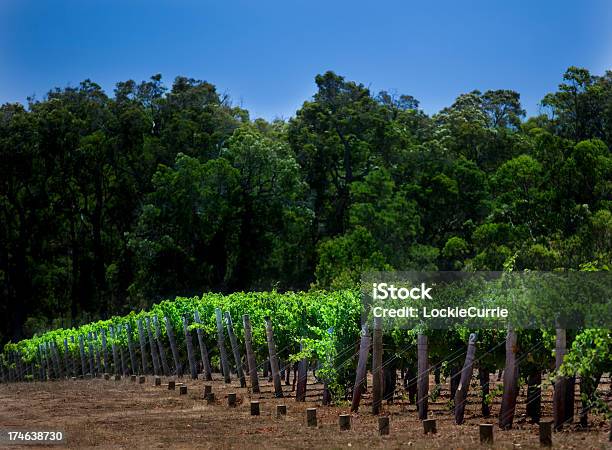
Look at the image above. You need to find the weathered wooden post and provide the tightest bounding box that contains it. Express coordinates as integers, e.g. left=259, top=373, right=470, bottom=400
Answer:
left=264, top=316, right=283, bottom=398
left=423, top=418, right=437, bottom=434
left=372, top=317, right=383, bottom=415
left=62, top=338, right=70, bottom=379
left=206, top=392, right=215, bottom=404
left=276, top=404, right=287, bottom=417
left=553, top=327, right=567, bottom=431
left=193, top=311, right=213, bottom=380
left=154, top=376, right=161, bottom=386
left=379, top=416, right=390, bottom=435
left=306, top=408, right=317, bottom=427
left=454, top=333, right=477, bottom=425
left=526, top=370, right=542, bottom=423
left=164, top=316, right=183, bottom=377
left=168, top=380, right=175, bottom=390
left=242, top=314, right=260, bottom=393
left=479, top=423, right=494, bottom=444
left=339, top=414, right=351, bottom=431
left=78, top=334, right=87, bottom=377
left=295, top=341, right=308, bottom=402
left=137, top=318, right=149, bottom=375
left=86, top=333, right=95, bottom=376
left=179, top=385, right=187, bottom=395
left=228, top=392, right=237, bottom=407
left=479, top=367, right=490, bottom=417
left=539, top=420, right=552, bottom=446
left=145, top=317, right=161, bottom=376
left=351, top=323, right=370, bottom=412
left=118, top=334, right=128, bottom=376
left=224, top=312, right=246, bottom=387
left=126, top=323, right=138, bottom=375
left=250, top=401, right=260, bottom=416
left=139, top=375, right=145, bottom=384
left=215, top=308, right=231, bottom=383
left=182, top=315, right=198, bottom=380
left=417, top=333, right=429, bottom=420
left=93, top=332, right=102, bottom=375
left=152, top=317, right=170, bottom=376
left=499, top=327, right=519, bottom=429
left=204, top=385, right=212, bottom=396
left=100, top=330, right=109, bottom=373
left=69, top=335, right=77, bottom=378
left=109, top=326, right=120, bottom=375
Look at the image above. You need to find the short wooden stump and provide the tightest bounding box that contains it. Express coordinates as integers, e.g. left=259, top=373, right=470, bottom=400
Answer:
left=339, top=414, right=351, bottom=431
left=276, top=404, right=287, bottom=418
left=479, top=423, right=493, bottom=444
left=168, top=380, right=175, bottom=390
left=423, top=418, right=437, bottom=434
left=250, top=401, right=260, bottom=416
left=379, top=416, right=390, bottom=436
left=307, top=408, right=317, bottom=427
left=179, top=385, right=187, bottom=395
left=228, top=392, right=237, bottom=407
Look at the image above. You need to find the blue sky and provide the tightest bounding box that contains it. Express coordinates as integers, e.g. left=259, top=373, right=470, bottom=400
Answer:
left=1, top=0, right=611, bottom=120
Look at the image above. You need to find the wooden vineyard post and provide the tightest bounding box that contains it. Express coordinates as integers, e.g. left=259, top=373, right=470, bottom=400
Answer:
left=351, top=323, right=370, bottom=412
left=339, top=414, right=351, bottom=431
left=306, top=408, right=317, bottom=427
left=423, top=418, right=436, bottom=434
left=78, top=334, right=87, bottom=377
left=553, top=327, right=567, bottom=431
left=164, top=316, right=183, bottom=377
left=86, top=333, right=95, bottom=376
left=276, top=404, right=287, bottom=417
left=372, top=317, right=383, bottom=415
left=228, top=392, right=237, bottom=407
left=118, top=331, right=128, bottom=376
left=378, top=416, right=390, bottom=436
left=145, top=317, right=161, bottom=376
left=526, top=370, right=542, bottom=423
left=417, top=334, right=429, bottom=420
left=454, top=332, right=477, bottom=425
left=182, top=315, right=198, bottom=379
left=109, top=326, right=120, bottom=375
left=93, top=332, right=102, bottom=375
left=152, top=317, right=170, bottom=376
left=126, top=323, right=138, bottom=375
left=250, top=401, right=260, bottom=416
left=215, top=308, right=232, bottom=384
left=224, top=312, right=246, bottom=387
left=479, top=367, right=490, bottom=417
left=479, top=424, right=494, bottom=444
left=242, top=314, right=260, bottom=393
left=295, top=341, right=308, bottom=402
left=137, top=318, right=149, bottom=375
left=69, top=335, right=76, bottom=377
left=100, top=330, right=109, bottom=373
left=40, top=345, right=47, bottom=381
left=539, top=420, right=552, bottom=446
left=193, top=311, right=213, bottom=381
left=264, top=316, right=284, bottom=398
left=62, top=340, right=70, bottom=379
left=499, top=327, right=519, bottom=429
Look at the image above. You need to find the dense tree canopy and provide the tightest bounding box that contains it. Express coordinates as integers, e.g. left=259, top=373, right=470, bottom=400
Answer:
left=1, top=67, right=611, bottom=345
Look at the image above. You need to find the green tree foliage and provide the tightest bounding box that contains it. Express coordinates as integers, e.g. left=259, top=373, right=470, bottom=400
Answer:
left=1, top=67, right=611, bottom=345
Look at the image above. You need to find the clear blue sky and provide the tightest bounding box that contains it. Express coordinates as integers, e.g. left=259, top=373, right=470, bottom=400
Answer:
left=1, top=0, right=611, bottom=120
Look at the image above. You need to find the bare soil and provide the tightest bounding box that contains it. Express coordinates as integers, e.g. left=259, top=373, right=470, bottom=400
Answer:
left=0, top=374, right=609, bottom=449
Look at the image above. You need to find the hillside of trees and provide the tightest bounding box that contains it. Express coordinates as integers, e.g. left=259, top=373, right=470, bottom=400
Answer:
left=1, top=67, right=611, bottom=345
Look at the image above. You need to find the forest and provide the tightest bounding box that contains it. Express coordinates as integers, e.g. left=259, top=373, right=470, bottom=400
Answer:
left=1, top=66, right=611, bottom=346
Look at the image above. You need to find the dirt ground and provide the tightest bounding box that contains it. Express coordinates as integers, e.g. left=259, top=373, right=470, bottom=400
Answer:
left=0, top=374, right=610, bottom=449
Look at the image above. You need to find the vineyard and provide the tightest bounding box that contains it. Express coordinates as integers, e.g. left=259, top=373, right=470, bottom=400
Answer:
left=1, top=290, right=611, bottom=448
